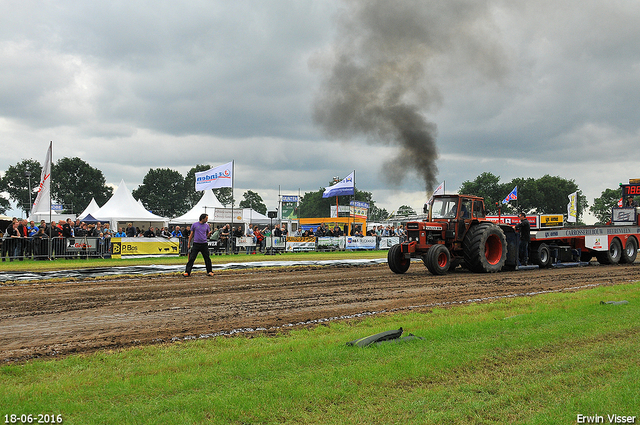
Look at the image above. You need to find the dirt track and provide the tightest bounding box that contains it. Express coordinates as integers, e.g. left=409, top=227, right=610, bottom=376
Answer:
left=1, top=261, right=639, bottom=363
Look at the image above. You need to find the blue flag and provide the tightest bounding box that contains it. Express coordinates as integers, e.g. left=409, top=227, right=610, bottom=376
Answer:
left=502, top=186, right=517, bottom=204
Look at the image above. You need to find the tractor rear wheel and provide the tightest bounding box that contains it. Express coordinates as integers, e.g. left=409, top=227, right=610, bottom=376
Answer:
left=388, top=244, right=410, bottom=274
left=463, top=223, right=507, bottom=273
left=530, top=243, right=551, bottom=268
left=596, top=238, right=622, bottom=265
left=620, top=237, right=638, bottom=264
left=424, top=244, right=451, bottom=275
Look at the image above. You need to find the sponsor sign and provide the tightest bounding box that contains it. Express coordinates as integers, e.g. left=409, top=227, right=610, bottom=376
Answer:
left=265, top=237, right=286, bottom=249
left=585, top=236, right=606, bottom=251
left=213, top=208, right=244, bottom=223
left=51, top=204, right=64, bottom=211
left=317, top=237, right=345, bottom=250
left=540, top=214, right=564, bottom=228
left=345, top=236, right=376, bottom=250
left=286, top=237, right=316, bottom=252
left=281, top=202, right=298, bottom=220
left=282, top=195, right=298, bottom=203
left=612, top=207, right=636, bottom=224
left=235, top=236, right=255, bottom=247
left=379, top=237, right=400, bottom=249
left=110, top=237, right=180, bottom=258
left=66, top=237, right=98, bottom=251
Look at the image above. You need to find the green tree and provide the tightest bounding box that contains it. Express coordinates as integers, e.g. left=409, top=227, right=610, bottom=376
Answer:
left=396, top=205, right=416, bottom=216
left=368, top=205, right=389, bottom=221
left=590, top=188, right=620, bottom=224
left=0, top=159, right=42, bottom=214
left=459, top=172, right=510, bottom=215
left=214, top=187, right=234, bottom=207
left=239, top=190, right=267, bottom=215
left=132, top=168, right=187, bottom=217
left=51, top=157, right=112, bottom=214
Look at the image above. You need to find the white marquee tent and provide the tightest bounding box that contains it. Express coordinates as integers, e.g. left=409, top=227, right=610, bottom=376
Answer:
left=78, top=198, right=100, bottom=220
left=170, top=190, right=271, bottom=226
left=93, top=180, right=167, bottom=231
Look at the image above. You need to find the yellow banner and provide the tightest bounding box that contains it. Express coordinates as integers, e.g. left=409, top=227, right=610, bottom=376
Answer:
left=111, top=237, right=180, bottom=258
left=540, top=214, right=564, bottom=228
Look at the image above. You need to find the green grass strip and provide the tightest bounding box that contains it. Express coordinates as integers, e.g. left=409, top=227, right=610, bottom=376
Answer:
left=1, top=282, right=638, bottom=424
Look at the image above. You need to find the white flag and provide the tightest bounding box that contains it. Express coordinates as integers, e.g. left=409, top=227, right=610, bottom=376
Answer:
left=427, top=181, right=445, bottom=204
left=322, top=171, right=355, bottom=198
left=195, top=161, right=233, bottom=191
left=567, top=191, right=577, bottom=223
left=31, top=142, right=52, bottom=214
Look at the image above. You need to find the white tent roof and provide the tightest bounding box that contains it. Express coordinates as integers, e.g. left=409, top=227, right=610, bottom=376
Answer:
left=93, top=180, right=167, bottom=228
left=241, top=208, right=271, bottom=225
left=170, top=190, right=224, bottom=224
left=78, top=198, right=101, bottom=220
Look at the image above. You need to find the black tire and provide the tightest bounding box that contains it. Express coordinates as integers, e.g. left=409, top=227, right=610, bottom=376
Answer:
left=620, top=237, right=638, bottom=264
left=596, top=238, right=622, bottom=265
left=388, top=244, right=410, bottom=274
left=424, top=244, right=451, bottom=275
left=463, top=223, right=507, bottom=273
left=530, top=243, right=551, bottom=268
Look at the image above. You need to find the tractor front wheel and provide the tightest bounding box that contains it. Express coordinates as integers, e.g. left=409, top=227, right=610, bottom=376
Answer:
left=388, top=244, right=410, bottom=274
left=424, top=244, right=451, bottom=275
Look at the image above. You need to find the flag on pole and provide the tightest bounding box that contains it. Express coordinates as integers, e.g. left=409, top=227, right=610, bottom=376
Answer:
left=427, top=181, right=445, bottom=204
left=567, top=191, right=578, bottom=223
left=195, top=161, right=233, bottom=191
left=502, top=186, right=517, bottom=204
left=322, top=171, right=355, bottom=198
left=617, top=197, right=623, bottom=207
left=31, top=141, right=52, bottom=215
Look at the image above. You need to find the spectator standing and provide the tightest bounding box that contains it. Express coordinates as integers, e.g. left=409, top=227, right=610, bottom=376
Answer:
left=515, top=213, right=531, bottom=266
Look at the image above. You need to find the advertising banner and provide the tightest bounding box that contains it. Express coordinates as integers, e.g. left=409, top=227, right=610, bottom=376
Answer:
left=281, top=202, right=298, bottom=220
left=235, top=236, right=256, bottom=247
left=349, top=201, right=369, bottom=218
left=111, top=237, right=180, bottom=258
left=265, top=237, right=286, bottom=249
left=486, top=215, right=539, bottom=229
left=213, top=208, right=244, bottom=223
left=285, top=237, right=316, bottom=252
left=66, top=237, right=99, bottom=252
left=345, top=236, right=376, bottom=250
left=379, top=237, right=400, bottom=249
left=540, top=214, right=564, bottom=228
left=317, top=237, right=345, bottom=250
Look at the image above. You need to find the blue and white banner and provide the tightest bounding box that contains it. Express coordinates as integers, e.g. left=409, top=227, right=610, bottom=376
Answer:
left=323, top=171, right=355, bottom=198
left=195, top=161, right=233, bottom=191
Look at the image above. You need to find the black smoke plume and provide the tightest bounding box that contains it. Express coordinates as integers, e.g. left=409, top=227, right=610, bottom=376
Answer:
left=313, top=0, right=506, bottom=192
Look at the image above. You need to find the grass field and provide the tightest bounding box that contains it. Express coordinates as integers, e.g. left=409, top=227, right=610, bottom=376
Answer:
left=1, top=281, right=638, bottom=424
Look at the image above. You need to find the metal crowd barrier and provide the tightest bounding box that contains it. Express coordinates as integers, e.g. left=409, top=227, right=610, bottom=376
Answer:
left=0, top=236, right=113, bottom=261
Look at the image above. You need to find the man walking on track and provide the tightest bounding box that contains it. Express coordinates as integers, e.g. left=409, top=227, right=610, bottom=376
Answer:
left=184, top=213, right=214, bottom=277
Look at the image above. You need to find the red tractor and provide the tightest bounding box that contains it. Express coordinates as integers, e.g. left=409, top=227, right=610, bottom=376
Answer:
left=388, top=194, right=517, bottom=274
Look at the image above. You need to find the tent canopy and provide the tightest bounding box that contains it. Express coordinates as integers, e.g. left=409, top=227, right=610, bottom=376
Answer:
left=93, top=180, right=167, bottom=230
left=170, top=190, right=224, bottom=225
left=78, top=198, right=101, bottom=220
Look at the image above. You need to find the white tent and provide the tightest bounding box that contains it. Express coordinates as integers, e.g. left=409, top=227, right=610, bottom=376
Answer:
left=78, top=198, right=101, bottom=220
left=170, top=190, right=224, bottom=225
left=170, top=190, right=271, bottom=226
left=93, top=180, right=167, bottom=231
left=241, top=208, right=271, bottom=225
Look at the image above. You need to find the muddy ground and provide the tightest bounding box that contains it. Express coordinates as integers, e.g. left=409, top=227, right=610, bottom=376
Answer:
left=1, top=261, right=639, bottom=363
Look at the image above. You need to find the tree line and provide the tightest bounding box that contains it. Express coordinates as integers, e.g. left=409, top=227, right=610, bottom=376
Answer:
left=0, top=158, right=624, bottom=223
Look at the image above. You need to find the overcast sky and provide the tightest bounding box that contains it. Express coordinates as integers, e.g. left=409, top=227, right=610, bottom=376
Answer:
left=2, top=0, right=639, bottom=222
